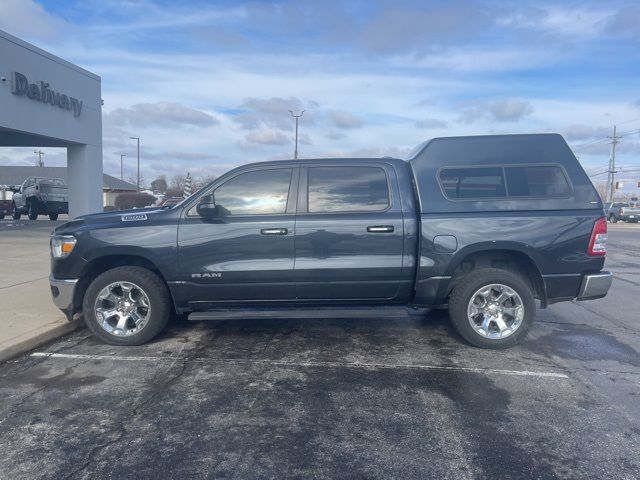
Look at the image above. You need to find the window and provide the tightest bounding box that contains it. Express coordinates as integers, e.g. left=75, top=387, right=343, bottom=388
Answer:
left=196, top=168, right=292, bottom=215
left=439, top=167, right=506, bottom=199
left=439, top=164, right=572, bottom=200
left=307, top=166, right=389, bottom=213
left=505, top=166, right=570, bottom=197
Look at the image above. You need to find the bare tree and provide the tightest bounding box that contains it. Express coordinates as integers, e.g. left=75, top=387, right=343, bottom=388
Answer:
left=150, top=175, right=168, bottom=194
left=127, top=173, right=146, bottom=190
left=593, top=181, right=608, bottom=202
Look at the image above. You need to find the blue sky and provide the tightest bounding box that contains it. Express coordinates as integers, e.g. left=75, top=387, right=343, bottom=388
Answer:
left=1, top=0, right=640, bottom=192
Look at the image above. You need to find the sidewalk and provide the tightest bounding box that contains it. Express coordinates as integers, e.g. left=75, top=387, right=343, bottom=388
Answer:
left=0, top=218, right=81, bottom=363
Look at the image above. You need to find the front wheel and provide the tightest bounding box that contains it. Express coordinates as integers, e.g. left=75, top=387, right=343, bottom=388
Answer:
left=83, top=266, right=171, bottom=345
left=11, top=203, right=21, bottom=220
left=610, top=215, right=618, bottom=223
left=449, top=268, right=535, bottom=349
left=49, top=213, right=59, bottom=221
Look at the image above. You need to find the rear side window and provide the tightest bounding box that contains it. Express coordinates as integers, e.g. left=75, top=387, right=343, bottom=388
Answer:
left=308, top=166, right=389, bottom=213
left=439, top=167, right=506, bottom=199
left=439, top=165, right=571, bottom=199
left=505, top=166, right=570, bottom=197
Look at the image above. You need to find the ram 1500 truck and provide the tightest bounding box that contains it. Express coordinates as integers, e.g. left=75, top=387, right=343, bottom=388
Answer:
left=50, top=134, right=612, bottom=349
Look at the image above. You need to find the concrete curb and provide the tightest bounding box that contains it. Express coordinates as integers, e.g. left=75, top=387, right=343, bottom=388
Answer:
left=0, top=319, right=82, bottom=364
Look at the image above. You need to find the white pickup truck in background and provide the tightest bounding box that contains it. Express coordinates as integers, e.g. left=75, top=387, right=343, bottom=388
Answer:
left=11, top=176, right=69, bottom=221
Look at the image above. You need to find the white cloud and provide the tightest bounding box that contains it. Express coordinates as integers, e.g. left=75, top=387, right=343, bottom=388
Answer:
left=459, top=98, right=533, bottom=123
left=415, top=118, right=448, bottom=129
left=243, top=130, right=290, bottom=146
left=0, top=0, right=66, bottom=41
left=105, top=102, right=219, bottom=128
left=329, top=110, right=363, bottom=129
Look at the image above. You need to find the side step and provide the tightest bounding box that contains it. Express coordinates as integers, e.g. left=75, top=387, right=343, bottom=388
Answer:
left=187, top=306, right=428, bottom=321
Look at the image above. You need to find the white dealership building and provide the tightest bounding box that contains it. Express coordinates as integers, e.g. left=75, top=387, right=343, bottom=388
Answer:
left=0, top=29, right=103, bottom=218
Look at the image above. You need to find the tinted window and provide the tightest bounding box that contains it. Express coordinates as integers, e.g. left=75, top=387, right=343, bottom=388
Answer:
left=202, top=168, right=291, bottom=215
left=439, top=167, right=506, bottom=199
left=505, top=166, right=570, bottom=197
left=308, top=166, right=389, bottom=213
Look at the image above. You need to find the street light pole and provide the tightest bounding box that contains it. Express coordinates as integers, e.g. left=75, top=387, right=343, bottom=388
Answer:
left=120, top=154, right=126, bottom=180
left=129, top=136, right=140, bottom=191
left=288, top=110, right=304, bottom=160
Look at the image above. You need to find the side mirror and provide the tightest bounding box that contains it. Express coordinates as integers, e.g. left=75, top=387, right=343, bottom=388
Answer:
left=196, top=195, right=218, bottom=217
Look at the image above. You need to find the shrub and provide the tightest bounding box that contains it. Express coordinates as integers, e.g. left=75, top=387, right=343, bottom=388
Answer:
left=114, top=192, right=157, bottom=210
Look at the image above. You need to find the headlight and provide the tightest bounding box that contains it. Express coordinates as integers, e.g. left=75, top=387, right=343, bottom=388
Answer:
left=51, top=235, right=76, bottom=258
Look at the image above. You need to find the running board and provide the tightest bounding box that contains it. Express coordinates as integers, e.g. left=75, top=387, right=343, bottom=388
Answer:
left=187, top=306, right=428, bottom=321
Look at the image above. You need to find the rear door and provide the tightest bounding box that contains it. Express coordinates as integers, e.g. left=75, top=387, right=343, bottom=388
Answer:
left=177, top=166, right=298, bottom=307
left=294, top=163, right=407, bottom=302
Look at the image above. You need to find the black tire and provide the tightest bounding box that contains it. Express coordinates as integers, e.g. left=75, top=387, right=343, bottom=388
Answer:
left=83, top=266, right=171, bottom=346
left=11, top=203, right=21, bottom=220
left=28, top=202, right=38, bottom=220
left=449, top=268, right=535, bottom=349
left=49, top=213, right=59, bottom=221
left=610, top=215, right=618, bottom=223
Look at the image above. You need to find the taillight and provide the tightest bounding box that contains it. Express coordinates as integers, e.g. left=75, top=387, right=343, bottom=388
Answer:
left=587, top=217, right=607, bottom=256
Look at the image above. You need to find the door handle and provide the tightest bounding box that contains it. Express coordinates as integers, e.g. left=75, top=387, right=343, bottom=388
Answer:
left=367, top=225, right=394, bottom=233
left=260, top=228, right=288, bottom=235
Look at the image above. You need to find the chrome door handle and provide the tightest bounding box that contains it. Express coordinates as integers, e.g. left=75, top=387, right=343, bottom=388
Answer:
left=260, top=228, right=288, bottom=235
left=367, top=225, right=394, bottom=233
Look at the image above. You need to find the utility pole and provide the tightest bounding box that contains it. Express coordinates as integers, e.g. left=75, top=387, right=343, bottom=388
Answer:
left=34, top=150, right=44, bottom=167
left=129, top=136, right=140, bottom=191
left=120, top=154, right=126, bottom=180
left=289, top=110, right=304, bottom=160
left=607, top=125, right=621, bottom=203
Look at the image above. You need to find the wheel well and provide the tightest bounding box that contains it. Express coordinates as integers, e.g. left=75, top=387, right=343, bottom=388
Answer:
left=73, top=255, right=171, bottom=312
left=448, top=249, right=546, bottom=306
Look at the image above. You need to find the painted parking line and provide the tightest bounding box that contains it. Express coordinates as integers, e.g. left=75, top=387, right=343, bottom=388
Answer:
left=31, top=352, right=569, bottom=379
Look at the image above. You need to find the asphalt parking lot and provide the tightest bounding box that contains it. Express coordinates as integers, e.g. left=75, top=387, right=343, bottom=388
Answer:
left=0, top=220, right=639, bottom=479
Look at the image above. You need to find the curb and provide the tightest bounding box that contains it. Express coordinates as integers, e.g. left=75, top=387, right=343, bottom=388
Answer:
left=0, top=319, right=82, bottom=364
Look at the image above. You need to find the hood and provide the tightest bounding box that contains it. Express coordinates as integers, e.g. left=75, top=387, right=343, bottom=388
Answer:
left=54, top=206, right=176, bottom=234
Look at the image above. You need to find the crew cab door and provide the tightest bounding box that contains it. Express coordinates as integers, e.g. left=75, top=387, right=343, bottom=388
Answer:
left=294, top=163, right=408, bottom=301
left=176, top=166, right=298, bottom=307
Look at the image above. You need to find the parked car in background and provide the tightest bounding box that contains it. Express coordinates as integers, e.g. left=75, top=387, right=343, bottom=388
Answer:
left=158, top=197, right=183, bottom=208
left=0, top=199, right=11, bottom=219
left=11, top=177, right=68, bottom=220
left=607, top=202, right=640, bottom=223
left=50, top=134, right=611, bottom=350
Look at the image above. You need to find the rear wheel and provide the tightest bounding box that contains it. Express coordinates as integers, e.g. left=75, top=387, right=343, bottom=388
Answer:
left=449, top=268, right=535, bottom=349
left=28, top=202, right=38, bottom=220
left=11, top=203, right=21, bottom=220
left=49, top=213, right=59, bottom=221
left=83, top=266, right=171, bottom=346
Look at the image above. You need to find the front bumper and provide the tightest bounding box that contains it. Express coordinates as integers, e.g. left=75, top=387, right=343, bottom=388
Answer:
left=49, top=274, right=78, bottom=320
left=576, top=272, right=612, bottom=301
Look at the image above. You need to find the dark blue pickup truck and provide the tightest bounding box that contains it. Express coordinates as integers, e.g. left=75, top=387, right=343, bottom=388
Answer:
left=50, top=134, right=611, bottom=348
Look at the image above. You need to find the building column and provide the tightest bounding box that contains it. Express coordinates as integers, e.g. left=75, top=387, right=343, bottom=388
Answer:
left=67, top=144, right=103, bottom=218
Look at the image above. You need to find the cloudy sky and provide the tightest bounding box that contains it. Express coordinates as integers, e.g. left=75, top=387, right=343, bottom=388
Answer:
left=1, top=0, right=640, bottom=191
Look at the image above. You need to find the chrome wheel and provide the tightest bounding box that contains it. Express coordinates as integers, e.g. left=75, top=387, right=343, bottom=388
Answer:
left=94, top=281, right=151, bottom=336
left=467, top=283, right=524, bottom=339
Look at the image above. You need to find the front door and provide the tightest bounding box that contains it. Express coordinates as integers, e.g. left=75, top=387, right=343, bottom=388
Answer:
left=177, top=166, right=298, bottom=308
left=294, top=164, right=406, bottom=302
